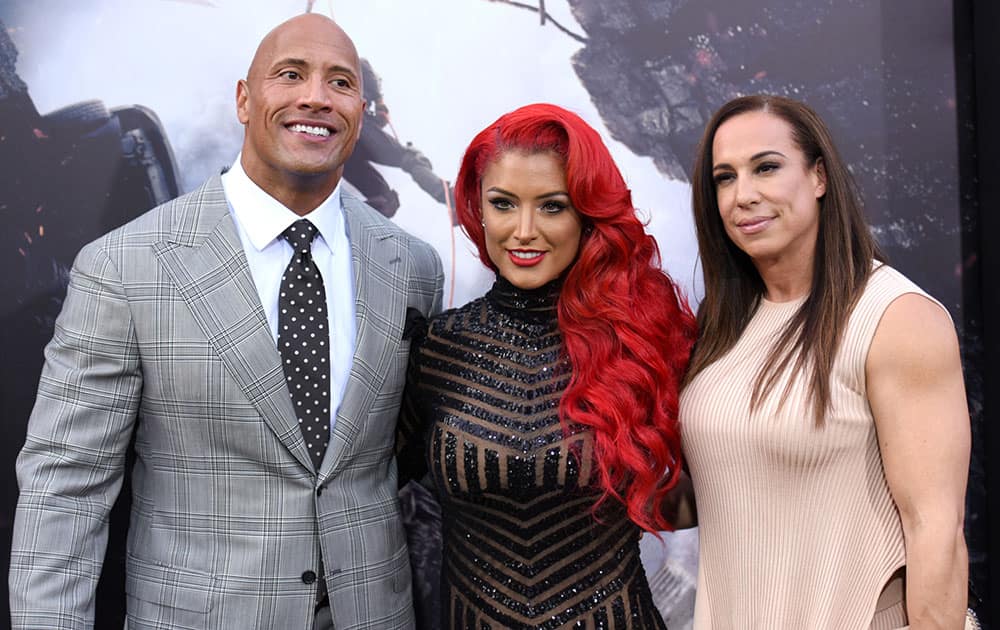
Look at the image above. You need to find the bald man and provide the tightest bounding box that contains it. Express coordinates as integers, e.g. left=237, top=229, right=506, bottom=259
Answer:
left=10, top=14, right=442, bottom=630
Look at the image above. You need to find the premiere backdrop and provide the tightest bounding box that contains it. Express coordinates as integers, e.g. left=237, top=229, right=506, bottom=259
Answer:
left=0, top=1, right=984, bottom=628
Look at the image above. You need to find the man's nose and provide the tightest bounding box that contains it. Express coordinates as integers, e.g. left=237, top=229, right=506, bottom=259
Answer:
left=298, top=76, right=333, bottom=111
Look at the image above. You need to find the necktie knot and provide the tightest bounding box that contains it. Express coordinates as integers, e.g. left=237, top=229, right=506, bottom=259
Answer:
left=282, top=219, right=319, bottom=254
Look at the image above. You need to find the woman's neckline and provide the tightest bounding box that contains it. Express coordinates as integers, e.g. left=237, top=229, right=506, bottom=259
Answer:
left=759, top=292, right=808, bottom=310
left=485, top=275, right=561, bottom=316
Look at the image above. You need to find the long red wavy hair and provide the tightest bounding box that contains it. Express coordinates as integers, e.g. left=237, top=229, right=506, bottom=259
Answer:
left=455, top=103, right=697, bottom=532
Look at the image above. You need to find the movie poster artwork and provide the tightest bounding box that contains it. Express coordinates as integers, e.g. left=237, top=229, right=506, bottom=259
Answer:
left=0, top=1, right=981, bottom=629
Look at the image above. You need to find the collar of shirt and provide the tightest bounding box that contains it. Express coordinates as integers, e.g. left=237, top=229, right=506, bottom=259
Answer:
left=221, top=155, right=346, bottom=253
left=220, top=155, right=357, bottom=449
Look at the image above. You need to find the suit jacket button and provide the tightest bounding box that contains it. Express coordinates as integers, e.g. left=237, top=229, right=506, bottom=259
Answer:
left=316, top=486, right=323, bottom=497
left=302, top=570, right=317, bottom=584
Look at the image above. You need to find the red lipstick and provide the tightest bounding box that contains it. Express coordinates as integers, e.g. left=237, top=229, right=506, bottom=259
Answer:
left=508, top=250, right=545, bottom=267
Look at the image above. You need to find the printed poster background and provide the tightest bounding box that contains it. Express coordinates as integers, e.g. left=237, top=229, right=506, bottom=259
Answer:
left=0, top=0, right=986, bottom=628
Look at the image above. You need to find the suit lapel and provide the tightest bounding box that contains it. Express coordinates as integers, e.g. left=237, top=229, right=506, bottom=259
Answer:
left=320, top=192, right=405, bottom=480
left=151, top=176, right=315, bottom=473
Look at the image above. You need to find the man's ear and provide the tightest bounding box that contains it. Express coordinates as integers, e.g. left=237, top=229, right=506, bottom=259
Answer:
left=236, top=79, right=250, bottom=125
left=814, top=157, right=827, bottom=198
left=355, top=98, right=367, bottom=143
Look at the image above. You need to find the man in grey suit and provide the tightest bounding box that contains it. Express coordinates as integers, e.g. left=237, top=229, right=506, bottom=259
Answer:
left=10, top=13, right=442, bottom=630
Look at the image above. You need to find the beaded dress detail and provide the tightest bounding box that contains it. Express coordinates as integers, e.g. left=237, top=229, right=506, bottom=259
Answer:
left=399, top=277, right=665, bottom=629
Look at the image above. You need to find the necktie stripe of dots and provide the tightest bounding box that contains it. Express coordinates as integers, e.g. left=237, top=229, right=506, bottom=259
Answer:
left=278, top=219, right=330, bottom=469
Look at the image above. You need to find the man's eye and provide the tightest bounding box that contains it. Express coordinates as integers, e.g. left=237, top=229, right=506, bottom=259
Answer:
left=280, top=70, right=301, bottom=80
left=332, top=78, right=351, bottom=88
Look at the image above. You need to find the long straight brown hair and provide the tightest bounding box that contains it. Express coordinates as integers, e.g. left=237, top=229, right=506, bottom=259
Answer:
left=683, top=95, right=884, bottom=421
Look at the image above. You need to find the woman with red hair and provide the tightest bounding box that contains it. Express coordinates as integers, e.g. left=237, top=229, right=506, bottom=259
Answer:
left=398, top=103, right=696, bottom=628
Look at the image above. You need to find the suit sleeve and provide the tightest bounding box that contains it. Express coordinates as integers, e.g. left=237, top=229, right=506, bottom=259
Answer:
left=412, top=237, right=444, bottom=317
left=9, top=240, right=142, bottom=630
left=429, top=258, right=444, bottom=317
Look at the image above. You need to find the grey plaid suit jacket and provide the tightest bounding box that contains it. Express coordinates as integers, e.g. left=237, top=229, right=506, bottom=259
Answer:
left=9, top=176, right=444, bottom=629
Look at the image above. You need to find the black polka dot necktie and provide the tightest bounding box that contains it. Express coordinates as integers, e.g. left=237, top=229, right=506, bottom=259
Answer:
left=278, top=219, right=330, bottom=470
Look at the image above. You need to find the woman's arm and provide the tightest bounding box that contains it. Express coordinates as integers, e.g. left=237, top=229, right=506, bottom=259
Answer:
left=396, top=310, right=431, bottom=488
left=659, top=468, right=698, bottom=529
left=866, top=293, right=969, bottom=629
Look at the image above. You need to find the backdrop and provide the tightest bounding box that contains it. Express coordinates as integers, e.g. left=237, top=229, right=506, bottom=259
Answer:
left=0, top=1, right=985, bottom=628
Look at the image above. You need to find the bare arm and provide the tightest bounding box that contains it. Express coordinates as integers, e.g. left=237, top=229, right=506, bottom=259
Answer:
left=866, top=293, right=969, bottom=629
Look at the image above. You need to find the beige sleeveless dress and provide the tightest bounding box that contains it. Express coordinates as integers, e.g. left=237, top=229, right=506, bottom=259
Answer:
left=680, top=264, right=947, bottom=630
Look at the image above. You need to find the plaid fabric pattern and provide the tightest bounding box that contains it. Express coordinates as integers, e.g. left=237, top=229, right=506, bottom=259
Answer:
left=10, top=176, right=444, bottom=629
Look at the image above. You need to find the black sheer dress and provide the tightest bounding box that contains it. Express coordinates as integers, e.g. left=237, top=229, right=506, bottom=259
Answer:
left=399, top=277, right=666, bottom=630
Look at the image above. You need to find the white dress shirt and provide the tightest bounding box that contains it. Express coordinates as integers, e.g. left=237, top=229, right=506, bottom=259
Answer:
left=221, top=157, right=356, bottom=438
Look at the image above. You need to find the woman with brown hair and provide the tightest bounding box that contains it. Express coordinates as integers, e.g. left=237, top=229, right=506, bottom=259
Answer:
left=680, top=94, right=971, bottom=629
